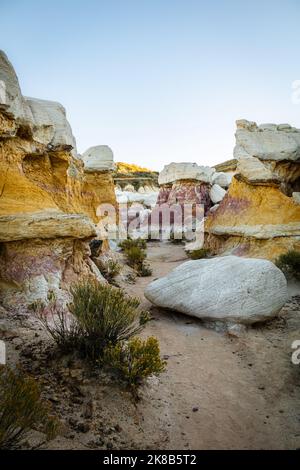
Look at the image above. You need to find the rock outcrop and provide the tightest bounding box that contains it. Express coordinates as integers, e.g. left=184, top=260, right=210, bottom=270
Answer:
left=82, top=145, right=114, bottom=172
left=0, top=51, right=116, bottom=305
left=158, top=162, right=215, bottom=185
left=205, top=120, right=300, bottom=260
left=113, top=162, right=159, bottom=192
left=144, top=256, right=287, bottom=324
left=156, top=163, right=215, bottom=216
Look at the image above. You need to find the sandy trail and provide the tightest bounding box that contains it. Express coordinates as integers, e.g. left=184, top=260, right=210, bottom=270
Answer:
left=122, top=241, right=300, bottom=449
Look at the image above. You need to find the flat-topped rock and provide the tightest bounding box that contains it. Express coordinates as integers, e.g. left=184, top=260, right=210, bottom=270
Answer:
left=82, top=145, right=114, bottom=172
left=234, top=119, right=300, bottom=162
left=25, top=97, right=77, bottom=150
left=158, top=162, right=215, bottom=185
left=0, top=211, right=96, bottom=242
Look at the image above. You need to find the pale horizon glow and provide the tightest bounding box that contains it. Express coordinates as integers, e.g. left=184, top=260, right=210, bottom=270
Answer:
left=1, top=0, right=300, bottom=172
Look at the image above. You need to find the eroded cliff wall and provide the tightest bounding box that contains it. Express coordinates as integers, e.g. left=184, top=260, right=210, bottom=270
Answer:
left=205, top=120, right=300, bottom=260
left=0, top=51, right=116, bottom=305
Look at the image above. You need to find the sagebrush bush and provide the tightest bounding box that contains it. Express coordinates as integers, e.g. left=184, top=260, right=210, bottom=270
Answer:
left=125, top=245, right=146, bottom=268
left=187, top=248, right=210, bottom=260
left=0, top=366, right=59, bottom=449
left=96, top=258, right=121, bottom=284
left=275, top=250, right=300, bottom=280
left=104, top=336, right=166, bottom=392
left=36, top=301, right=81, bottom=353
left=123, top=245, right=152, bottom=277
left=38, top=281, right=150, bottom=360
left=119, top=237, right=147, bottom=251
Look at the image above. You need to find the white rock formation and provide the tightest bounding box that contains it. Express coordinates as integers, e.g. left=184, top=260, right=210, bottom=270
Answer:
left=115, top=188, right=158, bottom=208
left=236, top=155, right=275, bottom=183
left=212, top=171, right=233, bottom=187
left=0, top=50, right=29, bottom=121
left=82, top=145, right=114, bottom=172
left=0, top=51, right=77, bottom=151
left=124, top=184, right=135, bottom=192
left=25, top=97, right=77, bottom=150
left=144, top=256, right=288, bottom=324
left=234, top=119, right=300, bottom=162
left=209, top=184, right=226, bottom=204
left=210, top=222, right=300, bottom=239
left=158, top=162, right=215, bottom=185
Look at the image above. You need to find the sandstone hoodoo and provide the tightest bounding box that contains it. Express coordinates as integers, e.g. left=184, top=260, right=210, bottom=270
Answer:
left=157, top=162, right=215, bottom=214
left=204, top=119, right=300, bottom=260
left=0, top=51, right=116, bottom=305
left=144, top=255, right=288, bottom=324
left=156, top=162, right=232, bottom=212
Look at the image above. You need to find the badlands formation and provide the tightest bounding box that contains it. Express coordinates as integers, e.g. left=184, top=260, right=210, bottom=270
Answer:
left=205, top=119, right=300, bottom=260
left=0, top=51, right=299, bottom=451
left=0, top=48, right=298, bottom=324
left=0, top=51, right=116, bottom=305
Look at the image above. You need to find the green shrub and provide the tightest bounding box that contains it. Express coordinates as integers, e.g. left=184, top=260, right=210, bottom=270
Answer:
left=0, top=366, right=59, bottom=449
left=119, top=237, right=152, bottom=276
left=96, top=258, right=121, bottom=284
left=125, top=246, right=146, bottom=268
left=104, top=337, right=166, bottom=393
left=36, top=301, right=81, bottom=353
left=275, top=250, right=300, bottom=280
left=70, top=281, right=148, bottom=357
left=138, top=262, right=153, bottom=277
left=187, top=248, right=210, bottom=260
left=124, top=246, right=152, bottom=277
left=38, top=281, right=150, bottom=360
left=119, top=237, right=147, bottom=251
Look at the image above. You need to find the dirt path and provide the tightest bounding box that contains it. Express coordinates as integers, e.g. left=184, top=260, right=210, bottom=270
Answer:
left=122, top=241, right=300, bottom=449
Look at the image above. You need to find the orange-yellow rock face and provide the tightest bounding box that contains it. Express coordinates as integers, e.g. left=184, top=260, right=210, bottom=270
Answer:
left=0, top=135, right=116, bottom=223
left=0, top=50, right=117, bottom=304
left=207, top=177, right=300, bottom=227
left=205, top=177, right=300, bottom=260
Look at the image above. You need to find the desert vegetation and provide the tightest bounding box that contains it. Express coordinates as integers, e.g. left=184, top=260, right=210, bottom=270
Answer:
left=95, top=258, right=121, bottom=285
left=0, top=366, right=59, bottom=449
left=276, top=250, right=300, bottom=280
left=119, top=237, right=152, bottom=277
left=187, top=248, right=211, bottom=260
left=36, top=280, right=163, bottom=399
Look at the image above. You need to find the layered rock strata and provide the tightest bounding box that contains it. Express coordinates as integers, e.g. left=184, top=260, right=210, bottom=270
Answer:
left=205, top=120, right=300, bottom=260
left=0, top=51, right=116, bottom=304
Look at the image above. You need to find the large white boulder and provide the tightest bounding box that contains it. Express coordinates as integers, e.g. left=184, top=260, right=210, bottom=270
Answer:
left=209, top=184, right=226, bottom=204
left=144, top=256, right=288, bottom=324
left=212, top=172, right=233, bottom=187
left=236, top=155, right=275, bottom=183
left=0, top=51, right=77, bottom=151
left=25, top=97, right=77, bottom=150
left=0, top=50, right=29, bottom=121
left=158, top=162, right=215, bottom=185
left=234, top=119, right=300, bottom=162
left=82, top=145, right=114, bottom=172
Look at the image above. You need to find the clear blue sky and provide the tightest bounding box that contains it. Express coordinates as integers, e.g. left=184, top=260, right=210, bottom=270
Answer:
left=1, top=0, right=300, bottom=171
